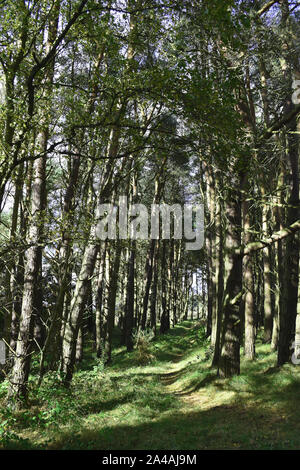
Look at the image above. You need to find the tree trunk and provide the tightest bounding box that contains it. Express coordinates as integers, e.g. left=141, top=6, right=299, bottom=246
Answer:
left=9, top=132, right=47, bottom=402
left=105, top=240, right=122, bottom=362
left=160, top=240, right=170, bottom=334
left=262, top=205, right=273, bottom=343
left=219, top=183, right=243, bottom=378
left=243, top=197, right=256, bottom=360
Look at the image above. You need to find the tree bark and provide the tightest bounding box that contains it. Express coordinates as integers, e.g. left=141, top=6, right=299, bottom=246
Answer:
left=219, top=183, right=243, bottom=378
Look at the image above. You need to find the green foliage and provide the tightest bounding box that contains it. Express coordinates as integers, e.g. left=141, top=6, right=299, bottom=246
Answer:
left=1, top=0, right=300, bottom=452
left=1, top=322, right=300, bottom=450
left=133, top=329, right=155, bottom=365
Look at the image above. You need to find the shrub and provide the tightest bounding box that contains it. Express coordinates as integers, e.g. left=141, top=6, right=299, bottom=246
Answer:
left=133, top=329, right=155, bottom=365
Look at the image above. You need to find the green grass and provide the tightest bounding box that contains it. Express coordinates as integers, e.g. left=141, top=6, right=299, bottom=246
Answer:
left=1, top=321, right=300, bottom=450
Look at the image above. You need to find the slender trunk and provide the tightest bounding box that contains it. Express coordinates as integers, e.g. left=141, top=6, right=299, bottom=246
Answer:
left=150, top=241, right=158, bottom=334
left=95, top=245, right=106, bottom=357
left=243, top=198, right=256, bottom=359
left=125, top=245, right=135, bottom=351
left=160, top=240, right=170, bottom=334
left=60, top=112, right=121, bottom=383
left=212, top=196, right=225, bottom=367
left=60, top=242, right=99, bottom=383
left=219, top=183, right=243, bottom=378
left=105, top=240, right=122, bottom=362
left=9, top=132, right=47, bottom=402
left=4, top=163, right=24, bottom=348
left=278, top=126, right=299, bottom=365
left=262, top=205, right=273, bottom=343
left=124, top=172, right=137, bottom=351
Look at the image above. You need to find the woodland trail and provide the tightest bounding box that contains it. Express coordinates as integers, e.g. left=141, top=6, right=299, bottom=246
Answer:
left=2, top=321, right=300, bottom=450
left=158, top=325, right=217, bottom=406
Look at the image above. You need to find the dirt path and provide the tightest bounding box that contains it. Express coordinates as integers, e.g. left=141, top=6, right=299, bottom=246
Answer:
left=157, top=325, right=229, bottom=411
left=158, top=326, right=206, bottom=402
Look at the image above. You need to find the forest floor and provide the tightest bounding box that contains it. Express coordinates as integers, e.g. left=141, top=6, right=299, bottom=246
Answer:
left=1, top=321, right=300, bottom=450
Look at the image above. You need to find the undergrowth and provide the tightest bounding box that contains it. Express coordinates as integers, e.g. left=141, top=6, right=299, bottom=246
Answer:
left=1, top=321, right=300, bottom=450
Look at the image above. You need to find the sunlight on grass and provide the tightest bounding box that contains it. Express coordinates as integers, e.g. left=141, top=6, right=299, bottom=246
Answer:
left=1, top=321, right=300, bottom=450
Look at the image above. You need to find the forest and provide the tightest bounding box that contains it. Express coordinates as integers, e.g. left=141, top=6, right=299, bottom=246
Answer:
left=0, top=0, right=300, bottom=452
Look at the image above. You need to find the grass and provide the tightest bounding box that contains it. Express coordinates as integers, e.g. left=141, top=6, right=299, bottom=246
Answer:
left=1, top=320, right=300, bottom=450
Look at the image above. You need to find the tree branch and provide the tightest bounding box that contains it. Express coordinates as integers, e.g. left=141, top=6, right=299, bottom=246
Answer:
left=237, top=219, right=300, bottom=256
left=262, top=104, right=300, bottom=140
left=27, top=0, right=88, bottom=116
left=257, top=0, right=279, bottom=16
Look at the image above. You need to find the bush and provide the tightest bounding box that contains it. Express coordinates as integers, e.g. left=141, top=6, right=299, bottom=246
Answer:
left=133, top=329, right=155, bottom=365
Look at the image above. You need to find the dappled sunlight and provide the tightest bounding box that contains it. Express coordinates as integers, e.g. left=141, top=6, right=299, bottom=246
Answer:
left=2, top=322, right=300, bottom=450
